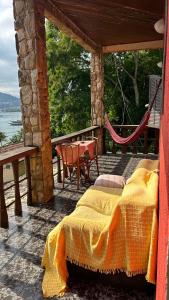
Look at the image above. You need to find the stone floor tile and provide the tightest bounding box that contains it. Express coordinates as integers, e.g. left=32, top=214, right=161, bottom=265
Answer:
left=23, top=236, right=45, bottom=257
left=0, top=249, right=14, bottom=269
left=5, top=232, right=31, bottom=249
left=1, top=255, right=43, bottom=285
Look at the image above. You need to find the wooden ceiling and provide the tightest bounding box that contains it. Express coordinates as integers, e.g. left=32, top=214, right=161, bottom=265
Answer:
left=45, top=0, right=165, bottom=52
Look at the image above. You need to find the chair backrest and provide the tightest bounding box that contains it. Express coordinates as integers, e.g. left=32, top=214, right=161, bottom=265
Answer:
left=56, top=143, right=80, bottom=166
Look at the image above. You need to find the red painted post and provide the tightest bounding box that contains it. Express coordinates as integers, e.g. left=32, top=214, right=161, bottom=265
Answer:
left=156, top=3, right=169, bottom=299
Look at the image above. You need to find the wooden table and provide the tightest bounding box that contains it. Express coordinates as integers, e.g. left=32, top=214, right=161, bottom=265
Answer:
left=73, top=140, right=95, bottom=159
left=56, top=140, right=95, bottom=183
left=56, top=140, right=95, bottom=163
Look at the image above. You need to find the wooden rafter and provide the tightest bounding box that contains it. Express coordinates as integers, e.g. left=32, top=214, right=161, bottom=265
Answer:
left=56, top=1, right=161, bottom=23
left=111, top=1, right=163, bottom=16
left=103, top=40, right=164, bottom=53
left=54, top=0, right=164, bottom=16
left=44, top=0, right=101, bottom=52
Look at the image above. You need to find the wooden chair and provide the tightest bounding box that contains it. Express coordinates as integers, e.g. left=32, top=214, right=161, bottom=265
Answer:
left=56, top=143, right=85, bottom=189
left=83, top=137, right=99, bottom=179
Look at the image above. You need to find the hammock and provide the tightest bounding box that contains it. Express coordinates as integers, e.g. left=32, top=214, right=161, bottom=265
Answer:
left=105, top=79, right=162, bottom=145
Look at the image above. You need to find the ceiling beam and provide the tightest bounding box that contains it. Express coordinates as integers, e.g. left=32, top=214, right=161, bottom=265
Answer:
left=44, top=0, right=100, bottom=53
left=102, top=40, right=164, bottom=53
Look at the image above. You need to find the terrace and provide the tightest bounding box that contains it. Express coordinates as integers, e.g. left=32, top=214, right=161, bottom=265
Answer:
left=0, top=126, right=158, bottom=299
left=0, top=0, right=168, bottom=299
left=0, top=149, right=157, bottom=300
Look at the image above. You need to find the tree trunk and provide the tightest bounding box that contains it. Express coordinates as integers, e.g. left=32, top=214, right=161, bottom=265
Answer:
left=133, top=52, right=139, bottom=107
left=132, top=77, right=139, bottom=107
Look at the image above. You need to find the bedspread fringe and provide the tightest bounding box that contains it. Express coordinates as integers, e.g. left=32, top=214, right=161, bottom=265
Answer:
left=66, top=256, right=149, bottom=278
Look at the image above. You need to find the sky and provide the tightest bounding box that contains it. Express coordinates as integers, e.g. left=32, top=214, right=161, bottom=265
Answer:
left=0, top=0, right=19, bottom=97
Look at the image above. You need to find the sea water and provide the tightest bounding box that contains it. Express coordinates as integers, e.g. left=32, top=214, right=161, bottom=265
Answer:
left=0, top=111, right=22, bottom=142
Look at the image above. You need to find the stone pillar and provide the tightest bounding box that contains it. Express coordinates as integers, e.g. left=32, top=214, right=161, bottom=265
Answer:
left=91, top=52, right=104, bottom=154
left=13, top=0, right=53, bottom=203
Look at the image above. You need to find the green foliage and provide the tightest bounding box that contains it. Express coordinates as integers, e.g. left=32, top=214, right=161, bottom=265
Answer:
left=9, top=129, right=23, bottom=144
left=46, top=22, right=91, bottom=138
left=46, top=21, right=163, bottom=136
left=0, top=131, right=6, bottom=146
left=104, top=50, right=163, bottom=124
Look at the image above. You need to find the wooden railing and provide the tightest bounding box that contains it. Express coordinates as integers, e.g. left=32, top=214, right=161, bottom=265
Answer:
left=0, top=126, right=100, bottom=228
left=104, top=125, right=159, bottom=154
left=51, top=125, right=100, bottom=183
left=0, top=147, right=37, bottom=228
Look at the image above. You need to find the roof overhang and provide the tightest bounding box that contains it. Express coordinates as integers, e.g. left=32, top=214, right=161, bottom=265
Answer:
left=44, top=0, right=165, bottom=53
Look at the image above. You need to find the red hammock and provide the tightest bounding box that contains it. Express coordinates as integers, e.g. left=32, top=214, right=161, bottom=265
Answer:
left=105, top=79, right=162, bottom=145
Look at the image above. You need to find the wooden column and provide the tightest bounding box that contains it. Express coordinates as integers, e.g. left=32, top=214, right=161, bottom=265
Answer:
left=91, top=52, right=104, bottom=154
left=13, top=0, right=53, bottom=203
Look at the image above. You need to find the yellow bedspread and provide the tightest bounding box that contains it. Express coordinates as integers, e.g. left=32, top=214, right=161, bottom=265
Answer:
left=42, top=160, right=159, bottom=298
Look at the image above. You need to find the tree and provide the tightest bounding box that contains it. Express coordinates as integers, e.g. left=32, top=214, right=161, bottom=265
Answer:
left=46, top=21, right=163, bottom=133
left=9, top=129, right=23, bottom=144
left=46, top=22, right=91, bottom=138
left=0, top=131, right=6, bottom=146
left=104, top=49, right=163, bottom=124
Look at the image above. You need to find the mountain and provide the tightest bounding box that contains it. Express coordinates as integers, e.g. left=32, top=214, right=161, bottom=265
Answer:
left=0, top=92, right=20, bottom=111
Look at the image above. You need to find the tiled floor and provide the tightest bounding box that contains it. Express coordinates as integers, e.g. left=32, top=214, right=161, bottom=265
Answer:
left=0, top=154, right=157, bottom=299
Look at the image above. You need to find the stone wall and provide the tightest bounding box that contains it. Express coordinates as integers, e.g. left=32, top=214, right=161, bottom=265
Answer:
left=91, top=52, right=104, bottom=154
left=13, top=0, right=53, bottom=203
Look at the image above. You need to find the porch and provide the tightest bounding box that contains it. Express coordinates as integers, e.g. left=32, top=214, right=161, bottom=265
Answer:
left=0, top=151, right=157, bottom=300
left=1, top=0, right=168, bottom=298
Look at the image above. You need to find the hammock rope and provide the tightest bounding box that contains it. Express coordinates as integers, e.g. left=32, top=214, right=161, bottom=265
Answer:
left=105, top=79, right=162, bottom=145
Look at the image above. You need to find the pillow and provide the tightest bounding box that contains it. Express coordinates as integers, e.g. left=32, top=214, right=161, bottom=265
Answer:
left=126, top=159, right=159, bottom=185
left=135, top=159, right=159, bottom=171
left=94, top=174, right=125, bottom=189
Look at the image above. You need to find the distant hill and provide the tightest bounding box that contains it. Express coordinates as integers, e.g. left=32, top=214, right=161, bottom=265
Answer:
left=0, top=92, right=20, bottom=111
